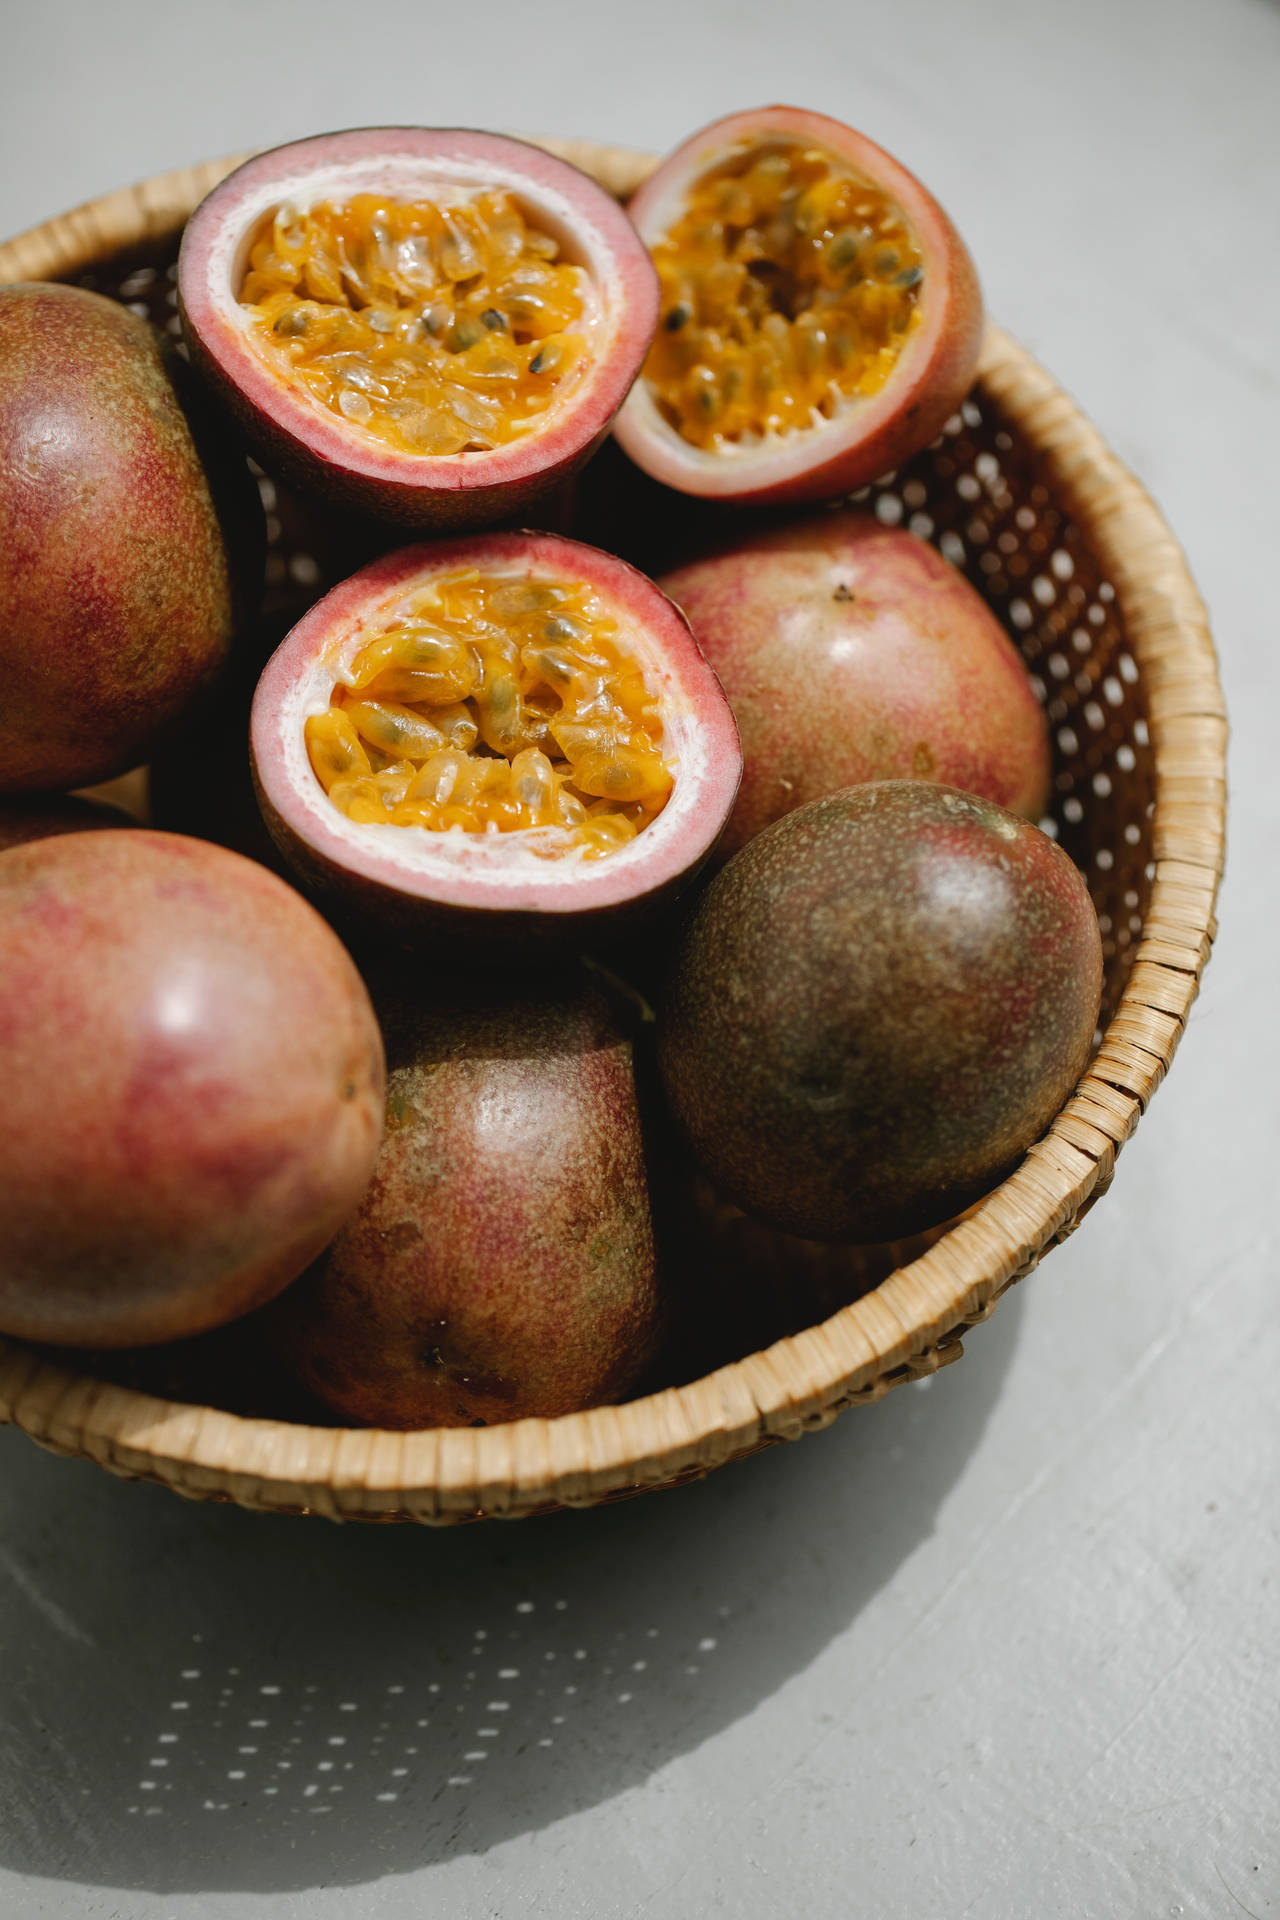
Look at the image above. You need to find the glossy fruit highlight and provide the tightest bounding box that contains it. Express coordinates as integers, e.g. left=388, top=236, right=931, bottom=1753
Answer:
left=614, top=106, right=983, bottom=506
left=0, top=283, right=263, bottom=794
left=0, top=831, right=384, bottom=1347
left=179, top=128, right=660, bottom=528
left=251, top=531, right=742, bottom=936
left=659, top=783, right=1102, bottom=1243
left=265, top=978, right=661, bottom=1428
left=660, top=511, right=1050, bottom=857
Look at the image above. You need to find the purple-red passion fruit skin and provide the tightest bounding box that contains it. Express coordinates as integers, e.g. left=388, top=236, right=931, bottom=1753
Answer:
left=179, top=128, right=661, bottom=530
left=265, top=979, right=662, bottom=1428
left=250, top=530, right=743, bottom=944
left=0, top=284, right=264, bottom=794
left=0, top=831, right=385, bottom=1348
left=614, top=106, right=983, bottom=508
left=659, top=512, right=1051, bottom=858
left=658, top=782, right=1103, bottom=1244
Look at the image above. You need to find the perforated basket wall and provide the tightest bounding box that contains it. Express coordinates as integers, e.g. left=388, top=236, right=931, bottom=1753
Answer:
left=0, top=143, right=1226, bottom=1522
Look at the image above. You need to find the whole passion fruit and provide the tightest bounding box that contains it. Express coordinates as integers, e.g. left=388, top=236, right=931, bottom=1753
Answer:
left=250, top=530, right=742, bottom=938
left=0, top=831, right=384, bottom=1348
left=614, top=106, right=983, bottom=507
left=179, top=128, right=660, bottom=530
left=0, top=283, right=264, bottom=794
left=660, top=511, right=1050, bottom=857
left=659, top=783, right=1102, bottom=1244
left=265, top=977, right=661, bottom=1428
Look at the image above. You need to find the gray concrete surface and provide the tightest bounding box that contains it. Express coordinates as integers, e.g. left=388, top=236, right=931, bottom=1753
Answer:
left=1, top=1, right=1276, bottom=1913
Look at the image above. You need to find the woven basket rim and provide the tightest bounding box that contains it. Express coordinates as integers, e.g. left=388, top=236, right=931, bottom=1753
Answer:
left=0, top=143, right=1227, bottom=1521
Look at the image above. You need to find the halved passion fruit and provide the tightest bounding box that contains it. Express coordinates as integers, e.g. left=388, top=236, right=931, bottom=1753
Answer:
left=179, top=128, right=660, bottom=528
left=250, top=531, right=742, bottom=934
left=614, top=106, right=983, bottom=506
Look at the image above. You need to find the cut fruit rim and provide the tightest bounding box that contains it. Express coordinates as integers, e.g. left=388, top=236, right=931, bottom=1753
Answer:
left=180, top=128, right=660, bottom=493
left=252, top=533, right=743, bottom=915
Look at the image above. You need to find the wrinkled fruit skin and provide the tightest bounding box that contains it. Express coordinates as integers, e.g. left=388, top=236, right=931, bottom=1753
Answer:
left=0, top=792, right=135, bottom=852
left=268, top=978, right=661, bottom=1427
left=0, top=283, right=263, bottom=793
left=659, top=783, right=1103, bottom=1243
left=661, top=513, right=1050, bottom=859
left=0, top=831, right=384, bottom=1347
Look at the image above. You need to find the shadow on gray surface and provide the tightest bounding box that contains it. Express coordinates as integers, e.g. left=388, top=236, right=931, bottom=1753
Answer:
left=0, top=1289, right=1022, bottom=1898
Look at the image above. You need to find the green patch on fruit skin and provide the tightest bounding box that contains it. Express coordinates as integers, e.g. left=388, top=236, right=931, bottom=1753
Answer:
left=384, top=1090, right=419, bottom=1132
left=589, top=1233, right=613, bottom=1265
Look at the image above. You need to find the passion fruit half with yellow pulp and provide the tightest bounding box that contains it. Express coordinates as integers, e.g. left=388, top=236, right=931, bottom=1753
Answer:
left=179, top=128, right=660, bottom=529
left=250, top=531, right=742, bottom=936
left=614, top=106, right=983, bottom=506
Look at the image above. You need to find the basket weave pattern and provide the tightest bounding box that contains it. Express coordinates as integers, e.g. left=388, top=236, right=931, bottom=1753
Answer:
left=0, top=145, right=1226, bottom=1521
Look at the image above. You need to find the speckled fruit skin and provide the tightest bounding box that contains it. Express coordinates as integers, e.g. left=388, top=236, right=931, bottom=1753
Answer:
left=660, top=512, right=1051, bottom=859
left=659, top=782, right=1102, bottom=1243
left=0, top=284, right=263, bottom=794
left=0, top=831, right=385, bottom=1347
left=615, top=105, right=983, bottom=508
left=267, top=980, right=661, bottom=1428
left=179, top=128, right=660, bottom=531
left=0, top=792, right=135, bottom=852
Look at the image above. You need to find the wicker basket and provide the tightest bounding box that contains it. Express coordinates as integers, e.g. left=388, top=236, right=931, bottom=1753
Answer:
left=0, top=142, right=1226, bottom=1523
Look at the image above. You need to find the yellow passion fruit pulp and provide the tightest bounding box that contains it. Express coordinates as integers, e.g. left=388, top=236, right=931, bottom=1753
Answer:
left=615, top=106, right=983, bottom=505
left=178, top=128, right=660, bottom=527
left=644, top=138, right=924, bottom=451
left=240, top=190, right=591, bottom=457
left=306, top=566, right=674, bottom=858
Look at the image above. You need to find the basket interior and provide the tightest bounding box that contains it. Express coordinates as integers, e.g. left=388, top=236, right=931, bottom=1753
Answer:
left=13, top=227, right=1157, bottom=1439
left=85, top=243, right=1152, bottom=1013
